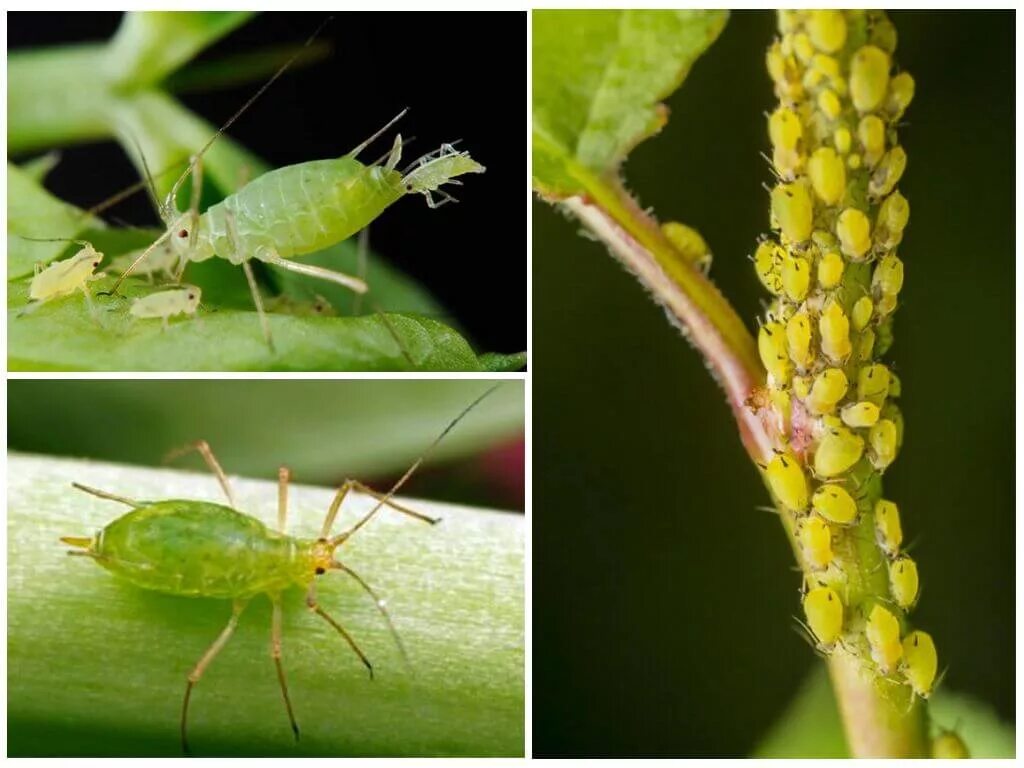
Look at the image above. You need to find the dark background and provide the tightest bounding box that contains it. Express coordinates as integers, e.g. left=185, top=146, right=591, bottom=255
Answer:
left=8, top=11, right=526, bottom=356
left=534, top=11, right=1014, bottom=756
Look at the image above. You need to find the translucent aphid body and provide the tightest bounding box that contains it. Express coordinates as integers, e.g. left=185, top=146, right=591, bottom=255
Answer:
left=24, top=242, right=105, bottom=313
left=902, top=630, right=938, bottom=698
left=130, top=286, right=201, bottom=327
left=803, top=585, right=843, bottom=645
left=60, top=390, right=494, bottom=753
left=755, top=10, right=938, bottom=699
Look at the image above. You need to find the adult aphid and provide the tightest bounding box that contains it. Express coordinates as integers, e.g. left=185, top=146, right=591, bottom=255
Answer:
left=106, top=19, right=485, bottom=348
left=60, top=386, right=497, bottom=753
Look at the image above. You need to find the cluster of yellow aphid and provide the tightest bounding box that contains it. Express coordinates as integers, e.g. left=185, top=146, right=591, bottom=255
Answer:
left=752, top=10, right=939, bottom=708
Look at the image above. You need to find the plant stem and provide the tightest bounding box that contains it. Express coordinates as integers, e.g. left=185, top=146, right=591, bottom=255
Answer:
left=8, top=453, right=523, bottom=756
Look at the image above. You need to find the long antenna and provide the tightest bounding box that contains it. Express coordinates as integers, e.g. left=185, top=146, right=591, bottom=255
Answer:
left=163, top=15, right=334, bottom=216
left=331, top=385, right=503, bottom=545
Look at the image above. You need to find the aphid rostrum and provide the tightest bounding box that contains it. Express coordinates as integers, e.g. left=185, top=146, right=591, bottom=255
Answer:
left=106, top=22, right=485, bottom=348
left=60, top=387, right=496, bottom=753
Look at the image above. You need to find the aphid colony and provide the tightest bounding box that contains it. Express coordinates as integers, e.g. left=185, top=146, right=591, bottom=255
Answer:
left=754, top=11, right=937, bottom=704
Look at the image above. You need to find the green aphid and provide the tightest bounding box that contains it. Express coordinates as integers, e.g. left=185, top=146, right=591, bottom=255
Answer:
left=60, top=389, right=494, bottom=753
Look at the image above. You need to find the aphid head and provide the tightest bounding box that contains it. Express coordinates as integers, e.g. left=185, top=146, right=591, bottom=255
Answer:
left=308, top=537, right=337, bottom=577
left=183, top=285, right=202, bottom=311
left=169, top=211, right=199, bottom=256
left=401, top=144, right=485, bottom=208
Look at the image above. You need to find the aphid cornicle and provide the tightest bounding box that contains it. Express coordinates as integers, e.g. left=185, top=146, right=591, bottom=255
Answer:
left=59, top=388, right=495, bottom=753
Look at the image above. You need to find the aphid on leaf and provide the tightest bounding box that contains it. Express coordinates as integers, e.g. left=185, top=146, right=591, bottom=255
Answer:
left=857, top=363, right=891, bottom=405
left=806, top=10, right=847, bottom=54
left=866, top=603, right=902, bottom=675
left=797, top=516, right=833, bottom=570
left=808, top=147, right=846, bottom=205
left=662, top=221, right=713, bottom=274
left=817, top=251, right=845, bottom=289
left=819, top=300, right=852, bottom=362
left=754, top=240, right=786, bottom=296
left=758, top=320, right=793, bottom=383
left=786, top=310, right=814, bottom=369
left=781, top=253, right=811, bottom=302
left=129, top=285, right=202, bottom=329
left=812, top=483, right=858, bottom=525
left=850, top=45, right=891, bottom=113
left=840, top=401, right=880, bottom=429
left=770, top=181, right=813, bottom=243
left=20, top=239, right=105, bottom=317
left=931, top=728, right=970, bottom=758
left=869, top=145, right=907, bottom=199
left=60, top=388, right=495, bottom=753
left=806, top=367, right=848, bottom=415
left=902, top=630, right=938, bottom=698
left=813, top=425, right=864, bottom=478
left=836, top=208, right=871, bottom=260
left=765, top=451, right=809, bottom=512
left=869, top=418, right=899, bottom=470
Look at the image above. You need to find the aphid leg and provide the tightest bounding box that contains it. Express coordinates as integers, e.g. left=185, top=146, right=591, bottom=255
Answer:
left=70, top=481, right=142, bottom=508
left=278, top=466, right=291, bottom=533
left=181, top=599, right=248, bottom=754
left=225, top=207, right=275, bottom=350
left=375, top=309, right=417, bottom=367
left=331, top=561, right=410, bottom=667
left=383, top=133, right=403, bottom=172
left=163, top=440, right=238, bottom=509
left=270, top=595, right=300, bottom=740
left=260, top=249, right=368, bottom=295
left=352, top=228, right=369, bottom=315
left=320, top=479, right=439, bottom=540
left=305, top=583, right=373, bottom=678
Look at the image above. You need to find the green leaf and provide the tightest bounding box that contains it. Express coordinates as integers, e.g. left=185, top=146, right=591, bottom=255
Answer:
left=104, top=11, right=255, bottom=89
left=7, top=163, right=103, bottom=280
left=18, top=151, right=62, bottom=183
left=8, top=452, right=524, bottom=756
left=754, top=667, right=1014, bottom=758
left=8, top=276, right=496, bottom=371
left=532, top=9, right=728, bottom=198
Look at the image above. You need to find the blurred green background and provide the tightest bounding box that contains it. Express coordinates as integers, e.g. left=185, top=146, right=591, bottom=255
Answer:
left=9, top=380, right=525, bottom=512
left=533, top=10, right=1013, bottom=757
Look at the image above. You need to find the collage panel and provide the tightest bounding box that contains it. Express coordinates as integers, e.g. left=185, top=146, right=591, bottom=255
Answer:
left=532, top=8, right=1012, bottom=760
left=8, top=379, right=525, bottom=756
left=8, top=11, right=525, bottom=372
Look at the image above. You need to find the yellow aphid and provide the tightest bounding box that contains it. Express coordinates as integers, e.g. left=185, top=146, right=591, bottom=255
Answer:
left=876, top=191, right=910, bottom=248
left=754, top=241, right=785, bottom=296
left=765, top=451, right=809, bottom=512
left=769, top=106, right=803, bottom=149
left=889, top=556, right=919, bottom=609
left=766, top=45, right=788, bottom=86
left=813, top=53, right=840, bottom=78
left=874, top=499, right=903, bottom=556
left=781, top=253, right=811, bottom=302
left=777, top=10, right=801, bottom=35
left=808, top=147, right=846, bottom=205
left=27, top=243, right=104, bottom=307
left=798, top=517, right=833, bottom=569
left=902, top=630, right=938, bottom=698
left=812, top=484, right=858, bottom=525
left=817, top=251, right=845, bottom=289
left=806, top=368, right=848, bottom=415
left=790, top=378, right=811, bottom=403
left=868, top=14, right=898, bottom=54
left=857, top=327, right=875, bottom=360
left=850, top=45, right=891, bottom=113
left=772, top=389, right=792, bottom=430
left=851, top=295, right=874, bottom=331
left=786, top=311, right=814, bottom=368
left=887, top=371, right=902, bottom=398
left=802, top=586, right=844, bottom=646
left=802, top=66, right=825, bottom=90
left=771, top=182, right=813, bottom=243
left=807, top=11, right=847, bottom=54
left=869, top=145, right=907, bottom=198
left=857, top=114, right=886, bottom=161
left=876, top=293, right=898, bottom=316
left=857, top=363, right=890, bottom=404
left=847, top=153, right=862, bottom=170
left=818, top=301, right=851, bottom=362
left=881, top=402, right=904, bottom=453
left=872, top=255, right=905, bottom=301
left=817, top=89, right=841, bottom=120
left=931, top=730, right=970, bottom=759
left=866, top=604, right=902, bottom=674
left=887, top=71, right=916, bottom=119
left=814, top=425, right=865, bottom=477
left=841, top=401, right=880, bottom=428
left=836, top=208, right=871, bottom=260
left=129, top=285, right=202, bottom=328
left=662, top=221, right=713, bottom=274
left=869, top=418, right=899, bottom=469
left=833, top=127, right=852, bottom=155
left=793, top=32, right=815, bottom=65
left=759, top=321, right=793, bottom=382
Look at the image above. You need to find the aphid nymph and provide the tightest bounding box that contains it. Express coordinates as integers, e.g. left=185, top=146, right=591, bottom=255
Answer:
left=60, top=387, right=497, bottom=753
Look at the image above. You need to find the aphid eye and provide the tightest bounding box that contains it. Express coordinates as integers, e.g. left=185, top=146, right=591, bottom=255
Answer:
left=315, top=567, right=325, bottom=575
left=188, top=293, right=196, bottom=300
left=178, top=229, right=189, bottom=238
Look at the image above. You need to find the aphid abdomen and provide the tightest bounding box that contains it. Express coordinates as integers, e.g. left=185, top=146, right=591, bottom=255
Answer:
left=201, top=158, right=403, bottom=264
left=94, top=501, right=304, bottom=599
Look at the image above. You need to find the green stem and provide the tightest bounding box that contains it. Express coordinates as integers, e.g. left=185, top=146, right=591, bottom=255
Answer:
left=7, top=453, right=523, bottom=756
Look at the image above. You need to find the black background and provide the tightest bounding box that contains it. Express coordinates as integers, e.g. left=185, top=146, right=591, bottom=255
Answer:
left=8, top=11, right=526, bottom=355
left=533, top=10, right=1014, bottom=757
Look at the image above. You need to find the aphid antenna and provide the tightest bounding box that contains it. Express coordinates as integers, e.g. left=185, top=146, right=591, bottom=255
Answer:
left=329, top=384, right=502, bottom=547
left=120, top=128, right=163, bottom=219
left=70, top=481, right=143, bottom=509
left=373, top=306, right=416, bottom=368
left=164, top=15, right=335, bottom=216
left=81, top=156, right=187, bottom=219
left=347, top=108, right=410, bottom=160
left=17, top=235, right=92, bottom=247
left=368, top=135, right=416, bottom=169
